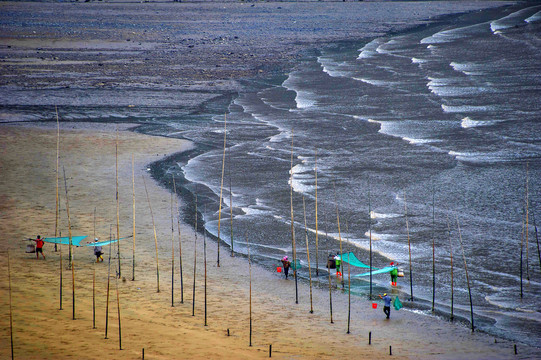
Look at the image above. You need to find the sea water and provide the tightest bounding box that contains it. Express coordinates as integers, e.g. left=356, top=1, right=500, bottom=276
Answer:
left=175, top=4, right=541, bottom=345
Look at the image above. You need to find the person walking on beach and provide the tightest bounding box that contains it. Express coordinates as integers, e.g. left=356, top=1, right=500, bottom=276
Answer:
left=33, top=235, right=45, bottom=260
left=281, top=256, right=291, bottom=279
left=379, top=293, right=392, bottom=319
left=390, top=262, right=398, bottom=287
left=93, top=238, right=104, bottom=263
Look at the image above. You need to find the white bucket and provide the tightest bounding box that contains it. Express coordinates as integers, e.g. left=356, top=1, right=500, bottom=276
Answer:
left=26, top=244, right=36, bottom=253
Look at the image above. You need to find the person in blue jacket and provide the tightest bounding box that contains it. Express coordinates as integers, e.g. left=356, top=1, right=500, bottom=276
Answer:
left=379, top=293, right=392, bottom=319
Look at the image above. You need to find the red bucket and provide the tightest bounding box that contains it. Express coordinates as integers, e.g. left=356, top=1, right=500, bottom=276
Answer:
left=277, top=267, right=282, bottom=273
left=372, top=303, right=378, bottom=309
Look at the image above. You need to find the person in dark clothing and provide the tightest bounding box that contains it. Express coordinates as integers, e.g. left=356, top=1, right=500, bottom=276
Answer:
left=281, top=256, right=291, bottom=279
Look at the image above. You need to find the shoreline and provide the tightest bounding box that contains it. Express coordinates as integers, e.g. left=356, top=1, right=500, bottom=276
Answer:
left=1, top=122, right=539, bottom=359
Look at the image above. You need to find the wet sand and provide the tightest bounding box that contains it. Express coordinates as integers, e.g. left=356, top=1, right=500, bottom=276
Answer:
left=0, top=123, right=538, bottom=359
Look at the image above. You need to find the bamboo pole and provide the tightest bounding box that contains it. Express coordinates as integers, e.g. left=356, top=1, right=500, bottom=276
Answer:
left=456, top=215, right=474, bottom=332
left=59, top=236, right=63, bottom=310
left=346, top=220, right=351, bottom=334
left=171, top=189, right=175, bottom=307
left=173, top=177, right=184, bottom=303
left=229, top=146, right=234, bottom=257
left=204, top=205, right=208, bottom=326
left=192, top=194, right=198, bottom=316
left=105, top=226, right=112, bottom=339
left=368, top=177, right=372, bottom=299
left=314, top=148, right=319, bottom=276
left=115, top=271, right=122, bottom=350
left=289, top=131, right=298, bottom=304
left=8, top=251, right=14, bottom=360
left=248, top=233, right=252, bottom=347
left=62, top=166, right=76, bottom=320
left=116, top=130, right=121, bottom=278
left=520, top=206, right=525, bottom=298
left=63, top=166, right=73, bottom=269
left=302, top=196, right=314, bottom=314
left=525, top=163, right=530, bottom=281
left=404, top=193, right=413, bottom=301
left=55, top=106, right=60, bottom=252
left=143, top=175, right=160, bottom=293
left=333, top=181, right=344, bottom=290
left=431, top=188, right=436, bottom=312
left=324, top=211, right=333, bottom=323
left=93, top=268, right=96, bottom=329
left=132, top=154, right=136, bottom=281
left=446, top=215, right=454, bottom=321
left=532, top=210, right=541, bottom=272
left=217, top=113, right=227, bottom=268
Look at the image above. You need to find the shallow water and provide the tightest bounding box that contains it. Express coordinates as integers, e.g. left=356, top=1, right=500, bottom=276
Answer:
left=175, top=4, right=541, bottom=345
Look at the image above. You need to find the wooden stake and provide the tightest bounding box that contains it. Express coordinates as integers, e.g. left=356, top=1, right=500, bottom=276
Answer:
left=192, top=194, right=198, bottom=316
left=55, top=106, right=60, bottom=252
left=8, top=251, right=14, bottom=360
left=525, top=163, right=530, bottom=281
left=532, top=210, right=541, bottom=272
left=217, top=113, right=227, bottom=267
left=520, top=206, right=525, bottom=298
left=314, top=148, right=319, bottom=276
left=368, top=177, right=372, bottom=299
left=143, top=175, right=160, bottom=293
left=93, top=268, right=96, bottom=329
left=62, top=166, right=76, bottom=320
left=248, top=234, right=252, bottom=347
left=115, top=272, right=122, bottom=350
left=59, top=237, right=63, bottom=310
left=456, top=215, right=474, bottom=332
left=302, top=196, right=314, bottom=314
left=404, top=193, right=413, bottom=301
left=173, top=177, right=184, bottom=303
left=204, top=204, right=208, bottom=326
left=132, top=154, right=136, bottom=281
left=171, top=189, right=175, bottom=307
left=229, top=145, right=234, bottom=257
left=105, top=226, right=112, bottom=339
left=116, top=129, right=121, bottom=278
left=333, top=181, right=344, bottom=290
left=324, top=211, right=333, bottom=323
left=346, top=220, right=351, bottom=334
left=446, top=215, right=454, bottom=321
left=431, top=188, right=436, bottom=312
left=63, top=166, right=73, bottom=268
left=289, top=131, right=298, bottom=304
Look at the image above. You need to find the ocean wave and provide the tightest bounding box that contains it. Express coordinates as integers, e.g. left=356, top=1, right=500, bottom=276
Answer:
left=421, top=23, right=486, bottom=44
left=460, top=117, right=502, bottom=128
left=525, top=10, right=541, bottom=23
left=357, top=38, right=385, bottom=59
left=317, top=56, right=351, bottom=78
left=490, top=5, right=541, bottom=32
left=441, top=104, right=497, bottom=113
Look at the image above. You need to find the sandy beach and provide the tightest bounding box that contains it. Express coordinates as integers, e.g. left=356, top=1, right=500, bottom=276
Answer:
left=1, top=1, right=539, bottom=358
left=0, top=123, right=538, bottom=359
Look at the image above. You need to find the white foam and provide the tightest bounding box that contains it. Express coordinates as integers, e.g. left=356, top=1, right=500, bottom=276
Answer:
left=411, top=57, right=427, bottom=64
left=441, top=104, right=496, bottom=113
left=370, top=211, right=401, bottom=219
left=357, top=38, right=385, bottom=60
left=353, top=78, right=392, bottom=87
left=490, top=6, right=541, bottom=32
left=317, top=56, right=350, bottom=78
left=460, top=117, right=502, bottom=128
left=525, top=10, right=541, bottom=23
